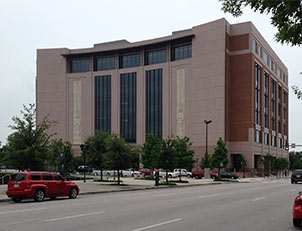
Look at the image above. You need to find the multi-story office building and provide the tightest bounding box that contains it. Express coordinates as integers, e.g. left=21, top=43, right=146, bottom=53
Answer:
left=37, top=18, right=289, bottom=175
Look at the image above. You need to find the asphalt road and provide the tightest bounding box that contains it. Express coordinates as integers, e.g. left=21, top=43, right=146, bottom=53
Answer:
left=0, top=178, right=300, bottom=231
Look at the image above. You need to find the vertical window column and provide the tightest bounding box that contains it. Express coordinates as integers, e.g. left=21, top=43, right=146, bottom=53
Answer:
left=255, top=64, right=261, bottom=125
left=95, top=75, right=111, bottom=133
left=271, top=79, right=276, bottom=131
left=120, top=73, right=136, bottom=143
left=264, top=72, right=269, bottom=128
left=146, top=69, right=163, bottom=139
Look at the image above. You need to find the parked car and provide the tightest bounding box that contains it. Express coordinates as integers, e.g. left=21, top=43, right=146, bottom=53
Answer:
left=138, top=168, right=152, bottom=176
left=291, top=169, right=302, bottom=184
left=153, top=169, right=178, bottom=178
left=293, top=191, right=302, bottom=227
left=121, top=169, right=136, bottom=177
left=191, top=170, right=217, bottom=179
left=215, top=171, right=239, bottom=179
left=77, top=165, right=93, bottom=173
left=6, top=171, right=79, bottom=203
left=93, top=169, right=120, bottom=177
left=173, top=169, right=192, bottom=178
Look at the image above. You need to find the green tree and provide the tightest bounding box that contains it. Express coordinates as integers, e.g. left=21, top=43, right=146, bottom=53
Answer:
left=141, top=133, right=161, bottom=170
left=4, top=104, right=55, bottom=170
left=273, top=157, right=289, bottom=177
left=159, top=138, right=177, bottom=183
left=104, top=134, right=136, bottom=185
left=174, top=136, right=195, bottom=181
left=260, top=154, right=275, bottom=177
left=83, top=131, right=109, bottom=180
left=220, top=0, right=302, bottom=45
left=211, top=138, right=229, bottom=179
left=49, top=139, right=74, bottom=175
left=289, top=151, right=302, bottom=170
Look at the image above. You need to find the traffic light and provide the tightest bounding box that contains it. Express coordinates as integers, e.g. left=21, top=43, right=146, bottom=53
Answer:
left=285, top=146, right=289, bottom=151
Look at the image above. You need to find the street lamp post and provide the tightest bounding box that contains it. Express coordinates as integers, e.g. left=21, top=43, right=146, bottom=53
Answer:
left=80, top=144, right=89, bottom=183
left=204, top=120, right=212, bottom=179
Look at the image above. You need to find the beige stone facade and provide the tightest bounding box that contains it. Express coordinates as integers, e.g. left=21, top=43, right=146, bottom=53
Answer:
left=36, top=18, right=289, bottom=175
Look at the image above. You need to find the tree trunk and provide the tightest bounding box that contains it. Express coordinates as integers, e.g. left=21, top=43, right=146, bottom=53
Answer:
left=118, top=170, right=120, bottom=185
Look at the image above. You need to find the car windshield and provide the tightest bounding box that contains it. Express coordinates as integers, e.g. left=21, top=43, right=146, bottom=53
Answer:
left=11, top=173, right=26, bottom=181
left=294, top=170, right=302, bottom=174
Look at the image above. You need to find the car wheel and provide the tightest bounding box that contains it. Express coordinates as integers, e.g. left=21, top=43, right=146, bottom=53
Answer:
left=69, top=188, right=78, bottom=199
left=195, top=176, right=199, bottom=179
left=168, top=174, right=172, bottom=178
left=293, top=218, right=301, bottom=227
left=12, top=198, right=22, bottom=203
left=187, top=174, right=191, bottom=178
left=34, top=189, right=45, bottom=202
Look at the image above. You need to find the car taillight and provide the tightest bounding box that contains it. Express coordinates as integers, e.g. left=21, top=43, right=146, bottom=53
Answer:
left=295, top=198, right=302, bottom=207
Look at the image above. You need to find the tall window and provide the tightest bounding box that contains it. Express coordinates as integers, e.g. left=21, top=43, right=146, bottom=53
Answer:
left=70, top=59, right=90, bottom=73
left=255, top=64, right=261, bottom=125
left=146, top=69, right=163, bottom=139
left=271, top=79, right=276, bottom=131
left=145, top=49, right=166, bottom=65
left=95, top=75, right=111, bottom=133
left=94, top=56, right=115, bottom=71
left=278, top=85, right=282, bottom=133
left=255, top=130, right=260, bottom=143
left=264, top=73, right=269, bottom=128
left=171, top=44, right=192, bottom=61
left=263, top=50, right=269, bottom=66
left=120, top=73, right=136, bottom=143
left=284, top=90, right=287, bottom=136
left=119, top=54, right=140, bottom=69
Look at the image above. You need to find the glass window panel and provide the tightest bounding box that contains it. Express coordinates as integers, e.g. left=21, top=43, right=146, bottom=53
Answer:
left=70, top=59, right=90, bottom=73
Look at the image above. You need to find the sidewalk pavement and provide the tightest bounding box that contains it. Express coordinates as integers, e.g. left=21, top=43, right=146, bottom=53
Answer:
left=0, top=176, right=261, bottom=203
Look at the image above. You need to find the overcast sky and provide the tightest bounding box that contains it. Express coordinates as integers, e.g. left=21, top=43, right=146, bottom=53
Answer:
left=0, top=0, right=301, bottom=150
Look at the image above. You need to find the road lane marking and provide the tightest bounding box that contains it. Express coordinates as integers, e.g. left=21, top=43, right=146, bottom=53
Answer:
left=252, top=197, right=265, bottom=202
left=44, top=211, right=105, bottom=222
left=131, top=218, right=182, bottom=231
left=199, top=194, right=217, bottom=199
left=0, top=207, right=46, bottom=215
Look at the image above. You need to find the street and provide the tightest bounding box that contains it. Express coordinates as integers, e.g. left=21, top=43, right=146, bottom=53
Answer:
left=0, top=178, right=300, bottom=231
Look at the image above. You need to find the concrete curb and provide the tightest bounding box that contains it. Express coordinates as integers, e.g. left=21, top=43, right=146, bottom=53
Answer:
left=0, top=181, right=225, bottom=203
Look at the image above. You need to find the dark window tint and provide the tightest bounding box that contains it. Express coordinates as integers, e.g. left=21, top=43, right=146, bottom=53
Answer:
left=171, top=44, right=192, bottom=61
left=11, top=173, right=26, bottom=181
left=146, top=69, right=163, bottom=139
left=54, top=174, right=64, bottom=181
left=145, top=49, right=166, bottom=65
left=94, top=56, right=115, bottom=71
left=255, top=63, right=261, bottom=125
left=120, top=72, right=136, bottom=143
left=42, top=173, right=53, bottom=181
left=95, top=75, right=111, bottom=133
left=70, top=59, right=90, bottom=73
left=119, top=54, right=140, bottom=69
left=30, top=174, right=41, bottom=181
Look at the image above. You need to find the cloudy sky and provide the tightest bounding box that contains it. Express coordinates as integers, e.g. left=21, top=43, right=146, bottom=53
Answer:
left=0, top=0, right=301, bottom=150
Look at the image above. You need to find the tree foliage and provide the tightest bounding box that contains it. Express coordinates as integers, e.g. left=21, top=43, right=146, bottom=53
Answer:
left=220, top=0, right=302, bottom=46
left=4, top=104, right=55, bottom=170
left=174, top=136, right=195, bottom=171
left=141, top=133, right=161, bottom=170
left=48, top=139, right=74, bottom=174
left=289, top=151, right=302, bottom=170
left=104, top=134, right=136, bottom=184
left=211, top=138, right=229, bottom=178
left=159, top=138, right=177, bottom=182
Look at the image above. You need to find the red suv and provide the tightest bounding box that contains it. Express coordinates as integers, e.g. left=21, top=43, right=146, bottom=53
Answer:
left=6, top=171, right=79, bottom=203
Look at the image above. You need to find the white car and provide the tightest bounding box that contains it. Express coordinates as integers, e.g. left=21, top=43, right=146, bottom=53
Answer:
left=173, top=169, right=192, bottom=177
left=121, top=169, right=135, bottom=177
left=154, top=169, right=178, bottom=178
left=93, top=170, right=120, bottom=177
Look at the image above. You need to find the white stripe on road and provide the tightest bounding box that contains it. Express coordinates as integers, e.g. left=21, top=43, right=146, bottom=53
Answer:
left=44, top=211, right=105, bottom=222
left=199, top=194, right=217, bottom=199
left=0, top=207, right=46, bottom=215
left=252, top=197, right=265, bottom=202
left=132, top=218, right=182, bottom=231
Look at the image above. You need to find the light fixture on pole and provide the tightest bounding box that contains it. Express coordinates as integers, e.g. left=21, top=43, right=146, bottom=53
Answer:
left=204, top=120, right=212, bottom=179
